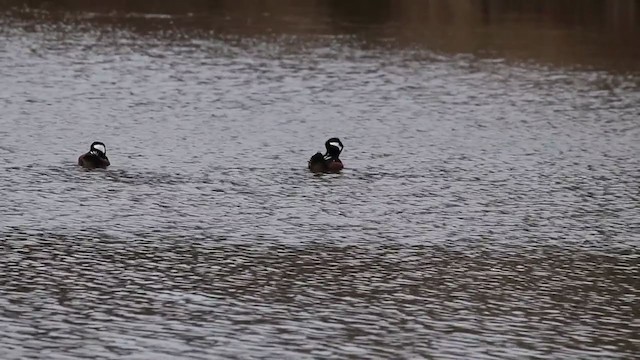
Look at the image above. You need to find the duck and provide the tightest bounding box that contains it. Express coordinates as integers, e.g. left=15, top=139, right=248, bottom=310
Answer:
left=308, top=138, right=344, bottom=173
left=78, top=141, right=110, bottom=169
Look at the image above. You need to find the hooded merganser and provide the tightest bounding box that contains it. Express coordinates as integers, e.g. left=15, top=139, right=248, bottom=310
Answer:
left=309, top=138, right=344, bottom=173
left=78, top=141, right=110, bottom=169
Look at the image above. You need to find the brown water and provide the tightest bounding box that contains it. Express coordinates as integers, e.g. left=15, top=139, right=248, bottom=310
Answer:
left=1, top=1, right=639, bottom=359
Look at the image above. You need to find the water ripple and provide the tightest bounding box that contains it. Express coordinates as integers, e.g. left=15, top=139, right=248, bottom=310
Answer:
left=1, top=10, right=639, bottom=360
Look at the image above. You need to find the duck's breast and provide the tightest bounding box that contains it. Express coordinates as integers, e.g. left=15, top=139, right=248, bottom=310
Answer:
left=326, top=160, right=343, bottom=172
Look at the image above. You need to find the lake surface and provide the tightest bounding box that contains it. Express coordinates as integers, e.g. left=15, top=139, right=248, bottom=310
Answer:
left=1, top=1, right=639, bottom=359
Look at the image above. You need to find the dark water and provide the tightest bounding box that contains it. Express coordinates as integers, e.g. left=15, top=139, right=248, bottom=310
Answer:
left=1, top=1, right=639, bottom=359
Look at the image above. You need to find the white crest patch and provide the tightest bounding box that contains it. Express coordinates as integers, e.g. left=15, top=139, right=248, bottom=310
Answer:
left=92, top=144, right=106, bottom=154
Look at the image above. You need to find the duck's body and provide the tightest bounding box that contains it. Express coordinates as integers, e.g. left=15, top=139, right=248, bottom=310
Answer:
left=78, top=142, right=110, bottom=169
left=309, top=138, right=344, bottom=173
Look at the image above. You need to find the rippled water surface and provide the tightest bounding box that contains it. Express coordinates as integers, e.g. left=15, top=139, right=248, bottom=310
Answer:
left=1, top=2, right=639, bottom=359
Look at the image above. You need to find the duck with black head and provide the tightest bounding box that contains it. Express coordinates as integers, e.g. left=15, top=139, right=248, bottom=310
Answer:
left=308, top=138, right=344, bottom=173
left=78, top=141, right=110, bottom=169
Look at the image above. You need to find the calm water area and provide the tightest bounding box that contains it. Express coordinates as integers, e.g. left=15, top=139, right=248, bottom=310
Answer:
left=0, top=0, right=639, bottom=358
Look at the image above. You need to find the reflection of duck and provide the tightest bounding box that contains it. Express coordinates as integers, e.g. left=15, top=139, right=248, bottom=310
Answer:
left=78, top=142, right=110, bottom=169
left=308, top=138, right=344, bottom=173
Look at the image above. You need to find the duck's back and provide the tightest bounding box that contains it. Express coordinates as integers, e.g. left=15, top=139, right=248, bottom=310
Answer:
left=78, top=153, right=110, bottom=169
left=308, top=152, right=326, bottom=173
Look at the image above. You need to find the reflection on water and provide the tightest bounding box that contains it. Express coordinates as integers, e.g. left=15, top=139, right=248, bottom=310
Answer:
left=2, top=235, right=638, bottom=358
left=2, top=0, right=640, bottom=71
left=1, top=0, right=639, bottom=359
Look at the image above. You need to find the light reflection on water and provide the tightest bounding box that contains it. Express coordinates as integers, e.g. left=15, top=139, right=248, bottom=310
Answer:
left=2, top=236, right=638, bottom=359
left=1, top=3, right=639, bottom=359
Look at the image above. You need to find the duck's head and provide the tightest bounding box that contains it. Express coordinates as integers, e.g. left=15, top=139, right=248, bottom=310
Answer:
left=324, top=138, right=343, bottom=159
left=90, top=141, right=107, bottom=157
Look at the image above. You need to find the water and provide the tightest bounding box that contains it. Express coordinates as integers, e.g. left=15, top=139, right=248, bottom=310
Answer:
left=1, top=1, right=639, bottom=359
